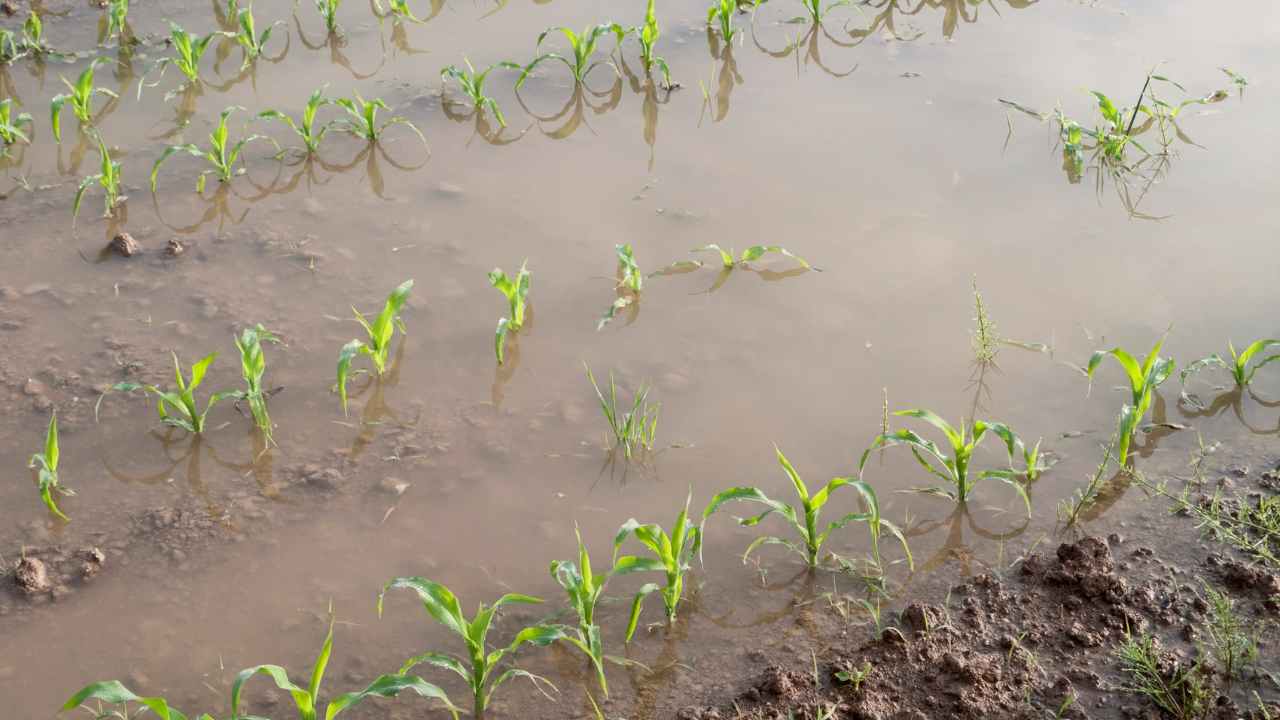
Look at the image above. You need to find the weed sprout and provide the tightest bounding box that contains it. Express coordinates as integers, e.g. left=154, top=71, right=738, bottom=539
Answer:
left=441, top=59, right=522, bottom=128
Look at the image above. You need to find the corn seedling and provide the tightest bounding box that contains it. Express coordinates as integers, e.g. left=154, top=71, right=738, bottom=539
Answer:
left=628, top=0, right=672, bottom=87
left=706, top=0, right=739, bottom=43
left=1199, top=583, right=1258, bottom=684
left=316, top=0, right=343, bottom=35
left=517, top=24, right=626, bottom=89
left=0, top=98, right=33, bottom=155
left=378, top=577, right=567, bottom=719
left=1084, top=334, right=1174, bottom=463
left=151, top=106, right=276, bottom=194
left=63, top=683, right=193, bottom=720
left=1181, top=339, right=1280, bottom=392
left=799, top=0, right=852, bottom=23
left=1116, top=630, right=1212, bottom=720
left=970, top=277, right=998, bottom=364
left=490, top=261, right=529, bottom=365
left=233, top=612, right=459, bottom=720
left=584, top=364, right=658, bottom=459
left=258, top=87, right=333, bottom=155
left=20, top=11, right=53, bottom=55
left=98, top=352, right=235, bottom=434
left=50, top=58, right=118, bottom=143
left=332, top=92, right=427, bottom=146
left=694, top=243, right=814, bottom=270
left=612, top=492, right=703, bottom=642
left=150, top=22, right=231, bottom=88
left=704, top=447, right=912, bottom=572
left=598, top=244, right=642, bottom=330
left=229, top=324, right=280, bottom=443
left=336, top=279, right=412, bottom=413
left=989, top=424, right=1049, bottom=482
left=1058, top=435, right=1118, bottom=527
left=441, top=59, right=521, bottom=128
left=104, top=0, right=130, bottom=45
left=233, top=6, right=285, bottom=66
left=29, top=412, right=71, bottom=521
left=375, top=0, right=425, bottom=22
left=0, top=28, right=24, bottom=64
left=861, top=409, right=1032, bottom=514
left=72, top=134, right=124, bottom=226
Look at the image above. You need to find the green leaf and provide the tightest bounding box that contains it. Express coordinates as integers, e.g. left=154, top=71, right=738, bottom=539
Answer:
left=44, top=411, right=58, bottom=471
left=378, top=576, right=468, bottom=641
left=231, top=665, right=312, bottom=719
left=624, top=583, right=661, bottom=643
left=62, top=682, right=188, bottom=720
left=324, top=674, right=458, bottom=720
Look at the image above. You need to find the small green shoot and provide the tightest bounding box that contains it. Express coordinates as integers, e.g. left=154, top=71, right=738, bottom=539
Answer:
left=258, top=86, right=333, bottom=155
left=706, top=0, right=739, bottom=43
left=29, top=411, right=71, bottom=521
left=233, top=6, right=285, bottom=66
left=517, top=23, right=626, bottom=88
left=599, top=244, right=642, bottom=330
left=613, top=492, right=703, bottom=642
left=150, top=22, right=230, bottom=88
left=98, top=352, right=235, bottom=434
left=703, top=447, right=912, bottom=571
left=441, top=59, right=521, bottom=128
left=584, top=364, right=658, bottom=459
left=490, top=261, right=530, bottom=365
left=151, top=106, right=276, bottom=193
left=1181, top=339, right=1280, bottom=392
left=378, top=577, right=566, bottom=719
left=73, top=134, right=124, bottom=226
left=230, top=324, right=281, bottom=444
left=375, top=0, right=425, bottom=22
left=861, top=409, right=1032, bottom=514
left=693, top=243, right=814, bottom=270
left=316, top=0, right=343, bottom=35
left=51, top=58, right=118, bottom=143
left=1084, top=334, right=1174, bottom=463
left=104, top=0, right=131, bottom=46
left=633, top=0, right=672, bottom=86
left=332, top=92, right=427, bottom=147
left=0, top=98, right=33, bottom=155
left=0, top=28, right=23, bottom=64
left=1220, top=67, right=1247, bottom=97
left=336, top=279, right=412, bottom=413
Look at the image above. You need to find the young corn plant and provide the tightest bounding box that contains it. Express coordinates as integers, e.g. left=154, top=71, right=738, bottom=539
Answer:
left=612, top=492, right=703, bottom=642
left=230, top=324, right=280, bottom=443
left=257, top=87, right=332, bottom=155
left=0, top=28, right=23, bottom=64
left=232, top=613, right=459, bottom=720
left=517, top=24, right=626, bottom=88
left=694, top=243, right=815, bottom=270
left=490, top=261, right=529, bottom=365
left=0, top=98, right=33, bottom=155
left=151, top=106, right=276, bottom=193
left=316, top=0, right=343, bottom=35
left=62, top=683, right=192, bottom=720
left=1084, top=335, right=1174, bottom=463
left=104, top=0, right=131, bottom=46
left=151, top=22, right=230, bottom=89
left=860, top=409, right=1032, bottom=514
left=599, top=244, right=643, bottom=330
left=706, top=0, right=739, bottom=43
left=19, top=11, right=52, bottom=56
left=233, top=6, right=285, bottom=67
left=1181, top=339, right=1280, bottom=391
left=441, top=59, right=521, bottom=128
left=98, top=352, right=235, bottom=435
left=378, top=577, right=567, bottom=719
left=584, top=364, right=658, bottom=459
left=50, top=58, right=118, bottom=143
left=633, top=0, right=672, bottom=86
left=703, top=447, right=912, bottom=572
left=29, top=411, right=71, bottom=522
left=72, top=134, right=124, bottom=226
left=375, top=0, right=425, bottom=22
left=331, top=92, right=427, bottom=146
left=989, top=424, right=1049, bottom=482
left=336, top=279, right=412, bottom=413
left=799, top=0, right=852, bottom=23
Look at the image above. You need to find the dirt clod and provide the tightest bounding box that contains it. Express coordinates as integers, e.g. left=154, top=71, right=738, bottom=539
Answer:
left=108, top=233, right=140, bottom=257
left=165, top=238, right=185, bottom=256
left=14, top=557, right=50, bottom=594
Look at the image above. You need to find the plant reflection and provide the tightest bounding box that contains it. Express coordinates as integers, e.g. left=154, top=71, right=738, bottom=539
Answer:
left=847, top=0, right=1037, bottom=42
left=753, top=17, right=858, bottom=78
left=700, top=30, right=742, bottom=125
left=101, top=430, right=270, bottom=518
left=515, top=74, right=624, bottom=141
left=1179, top=387, right=1280, bottom=436
left=294, top=13, right=387, bottom=80
left=618, top=54, right=675, bottom=171
left=343, top=340, right=418, bottom=463
left=904, top=502, right=1028, bottom=576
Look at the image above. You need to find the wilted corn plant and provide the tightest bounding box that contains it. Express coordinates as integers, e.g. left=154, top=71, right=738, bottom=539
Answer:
left=257, top=86, right=333, bottom=155
left=232, top=612, right=460, bottom=720
left=632, top=0, right=672, bottom=86
left=599, top=244, right=643, bottom=330
left=151, top=106, right=277, bottom=193
left=50, top=58, right=118, bottom=143
left=584, top=364, right=658, bottom=459
left=1084, top=334, right=1174, bottom=463
left=232, top=5, right=285, bottom=67
left=336, top=279, right=412, bottom=413
left=706, top=0, right=739, bottom=43
left=97, top=352, right=235, bottom=434
left=0, top=98, right=33, bottom=155
left=490, top=261, right=529, bottom=365
left=441, top=59, right=522, bottom=128
left=332, top=92, right=427, bottom=147
left=378, top=577, right=567, bottom=719
left=72, top=134, right=124, bottom=226
left=613, top=492, right=702, bottom=642
left=703, top=447, right=912, bottom=573
left=517, top=23, right=626, bottom=88
left=29, top=412, right=71, bottom=521
left=860, top=409, right=1032, bottom=514
left=694, top=243, right=815, bottom=270
left=1181, top=339, right=1280, bottom=393
left=229, top=324, right=280, bottom=444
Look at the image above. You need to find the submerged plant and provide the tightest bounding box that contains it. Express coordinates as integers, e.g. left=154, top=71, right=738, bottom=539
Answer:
left=490, top=261, right=529, bottom=365
left=694, top=243, right=814, bottom=270
left=258, top=86, right=333, bottom=155
left=336, top=279, right=413, bottom=413
left=151, top=106, right=276, bottom=193
left=332, top=92, right=426, bottom=146
left=1084, top=334, right=1174, bottom=463
left=98, top=352, right=234, bottom=434
left=29, top=411, right=71, bottom=521
left=230, top=324, right=280, bottom=443
left=1181, top=339, right=1280, bottom=391
left=233, top=612, right=459, bottom=720
left=63, top=683, right=190, bottom=720
left=584, top=364, right=658, bottom=459
left=0, top=98, right=33, bottom=155
left=517, top=23, right=626, bottom=88
left=51, top=58, right=118, bottom=143
left=703, top=447, right=911, bottom=572
left=378, top=577, right=566, bottom=719
left=441, top=59, right=520, bottom=128
left=73, top=134, right=124, bottom=226
left=613, top=492, right=702, bottom=642
left=232, top=6, right=285, bottom=66
left=706, top=0, right=739, bottom=43
left=633, top=0, right=672, bottom=86
left=861, top=409, right=1032, bottom=514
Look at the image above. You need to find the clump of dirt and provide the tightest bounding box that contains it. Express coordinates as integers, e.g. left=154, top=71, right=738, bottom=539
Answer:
left=6, top=546, right=105, bottom=604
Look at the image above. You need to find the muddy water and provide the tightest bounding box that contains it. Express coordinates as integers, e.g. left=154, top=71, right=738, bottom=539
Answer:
left=2, top=0, right=1280, bottom=717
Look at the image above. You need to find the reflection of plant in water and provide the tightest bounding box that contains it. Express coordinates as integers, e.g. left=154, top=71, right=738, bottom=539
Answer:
left=1177, top=387, right=1280, bottom=437
left=902, top=502, right=1028, bottom=576
left=701, top=31, right=743, bottom=124
left=752, top=11, right=858, bottom=78
left=294, top=14, right=388, bottom=80
left=847, top=0, right=1036, bottom=42
left=616, top=53, right=674, bottom=171
left=343, top=339, right=414, bottom=463
left=516, top=78, right=623, bottom=141
left=441, top=73, right=530, bottom=147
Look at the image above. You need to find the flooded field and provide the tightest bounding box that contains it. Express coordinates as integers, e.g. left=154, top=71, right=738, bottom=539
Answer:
left=1, top=0, right=1279, bottom=718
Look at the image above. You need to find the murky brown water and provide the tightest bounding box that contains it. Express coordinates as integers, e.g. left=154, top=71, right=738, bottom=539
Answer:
left=2, top=0, right=1280, bottom=717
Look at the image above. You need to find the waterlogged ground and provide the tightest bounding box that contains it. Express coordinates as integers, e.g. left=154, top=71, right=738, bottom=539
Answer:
left=1, top=0, right=1280, bottom=718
